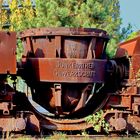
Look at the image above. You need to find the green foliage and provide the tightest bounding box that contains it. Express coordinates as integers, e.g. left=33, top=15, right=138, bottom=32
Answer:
left=47, top=132, right=67, bottom=140
left=85, top=110, right=109, bottom=133
left=6, top=75, right=14, bottom=87
left=16, top=38, right=24, bottom=61
left=0, top=0, right=8, bottom=30
left=9, top=0, right=35, bottom=31
left=7, top=75, right=25, bottom=92
left=35, top=0, right=121, bottom=30
left=119, top=23, right=133, bottom=41
left=125, top=31, right=140, bottom=41
left=8, top=0, right=35, bottom=60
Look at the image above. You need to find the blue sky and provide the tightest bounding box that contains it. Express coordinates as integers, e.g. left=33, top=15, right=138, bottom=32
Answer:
left=119, top=0, right=140, bottom=31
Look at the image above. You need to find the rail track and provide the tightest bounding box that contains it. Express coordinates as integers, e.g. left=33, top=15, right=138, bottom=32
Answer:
left=2, top=133, right=140, bottom=140
left=1, top=130, right=140, bottom=140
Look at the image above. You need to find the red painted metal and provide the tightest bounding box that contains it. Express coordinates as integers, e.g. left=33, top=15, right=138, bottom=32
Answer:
left=28, top=58, right=107, bottom=83
left=119, top=36, right=140, bottom=56
left=119, top=36, right=140, bottom=78
left=0, top=32, right=16, bottom=74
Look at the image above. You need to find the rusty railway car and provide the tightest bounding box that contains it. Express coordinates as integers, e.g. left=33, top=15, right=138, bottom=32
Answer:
left=0, top=27, right=140, bottom=134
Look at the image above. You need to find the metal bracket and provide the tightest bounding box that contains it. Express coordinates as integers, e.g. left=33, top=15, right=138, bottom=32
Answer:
left=54, top=83, right=63, bottom=115
left=73, top=84, right=92, bottom=112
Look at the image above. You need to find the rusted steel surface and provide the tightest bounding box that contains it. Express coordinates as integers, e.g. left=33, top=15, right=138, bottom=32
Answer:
left=117, top=36, right=140, bottom=114
left=19, top=27, right=109, bottom=38
left=38, top=109, right=93, bottom=131
left=0, top=102, right=11, bottom=115
left=102, top=36, right=140, bottom=133
left=0, top=117, right=26, bottom=132
left=127, top=115, right=140, bottom=131
left=41, top=121, right=92, bottom=131
left=19, top=28, right=109, bottom=59
left=16, top=27, right=111, bottom=132
left=28, top=58, right=107, bottom=83
left=26, top=114, right=40, bottom=133
left=15, top=29, right=140, bottom=133
left=119, top=36, right=140, bottom=56
left=0, top=82, right=26, bottom=132
left=1, top=27, right=140, bottom=134
left=119, top=36, right=140, bottom=78
left=19, top=27, right=139, bottom=132
left=0, top=31, right=16, bottom=74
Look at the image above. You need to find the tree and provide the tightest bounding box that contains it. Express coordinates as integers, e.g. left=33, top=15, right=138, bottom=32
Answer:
left=119, top=23, right=133, bottom=41
left=0, top=0, right=8, bottom=30
left=9, top=0, right=35, bottom=32
left=125, top=30, right=140, bottom=41
left=8, top=0, right=35, bottom=60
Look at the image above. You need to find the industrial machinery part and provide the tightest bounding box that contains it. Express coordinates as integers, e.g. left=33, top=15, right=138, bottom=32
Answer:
left=17, top=27, right=129, bottom=131
left=1, top=28, right=140, bottom=134
left=0, top=31, right=30, bottom=133
left=18, top=27, right=111, bottom=130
